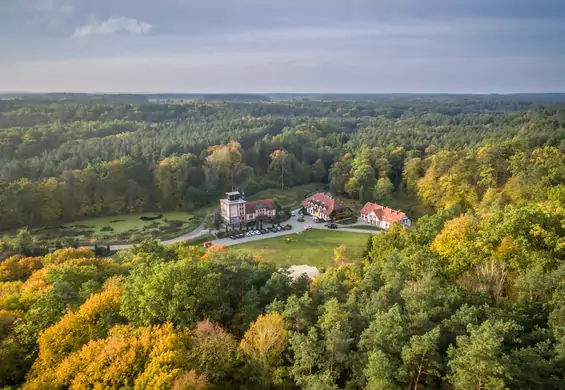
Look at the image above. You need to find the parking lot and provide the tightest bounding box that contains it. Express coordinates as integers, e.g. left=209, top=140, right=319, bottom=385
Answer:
left=210, top=211, right=377, bottom=247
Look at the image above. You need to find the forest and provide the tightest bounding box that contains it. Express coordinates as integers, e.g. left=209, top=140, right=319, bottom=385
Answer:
left=1, top=95, right=565, bottom=388
left=1, top=96, right=565, bottom=232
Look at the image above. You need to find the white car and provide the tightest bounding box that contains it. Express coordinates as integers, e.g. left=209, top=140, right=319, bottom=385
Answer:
left=304, top=225, right=313, bottom=230
left=291, top=211, right=296, bottom=216
left=255, top=230, right=261, bottom=235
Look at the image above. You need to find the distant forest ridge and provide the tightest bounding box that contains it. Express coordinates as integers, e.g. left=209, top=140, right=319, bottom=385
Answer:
left=2, top=92, right=565, bottom=104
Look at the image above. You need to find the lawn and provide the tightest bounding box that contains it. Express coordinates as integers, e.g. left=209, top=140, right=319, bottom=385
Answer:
left=248, top=183, right=326, bottom=210
left=20, top=211, right=203, bottom=246
left=233, top=229, right=371, bottom=268
left=346, top=225, right=382, bottom=231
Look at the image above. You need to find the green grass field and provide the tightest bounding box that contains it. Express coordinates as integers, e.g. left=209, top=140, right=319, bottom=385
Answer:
left=21, top=211, right=203, bottom=245
left=233, top=229, right=371, bottom=268
left=249, top=183, right=326, bottom=209
left=346, top=225, right=382, bottom=231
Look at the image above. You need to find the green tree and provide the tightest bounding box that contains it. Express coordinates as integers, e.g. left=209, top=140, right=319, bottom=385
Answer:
left=374, top=176, right=394, bottom=202
left=447, top=320, right=517, bottom=390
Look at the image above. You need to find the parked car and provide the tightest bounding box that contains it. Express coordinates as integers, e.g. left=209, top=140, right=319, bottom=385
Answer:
left=326, top=223, right=338, bottom=229
left=276, top=226, right=283, bottom=231
left=255, top=230, right=261, bottom=235
left=313, top=217, right=321, bottom=223
left=246, top=232, right=252, bottom=237
left=260, top=228, right=267, bottom=234
left=304, top=225, right=313, bottom=230
left=291, top=211, right=296, bottom=216
left=230, top=235, right=236, bottom=240
left=238, top=233, right=245, bottom=239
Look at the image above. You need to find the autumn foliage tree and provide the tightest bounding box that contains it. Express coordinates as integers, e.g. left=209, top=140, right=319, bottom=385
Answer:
left=240, top=313, right=288, bottom=386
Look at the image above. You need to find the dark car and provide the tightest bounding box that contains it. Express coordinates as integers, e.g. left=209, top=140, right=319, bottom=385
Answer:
left=326, top=223, right=338, bottom=229
left=260, top=228, right=267, bottom=234
left=230, top=235, right=237, bottom=239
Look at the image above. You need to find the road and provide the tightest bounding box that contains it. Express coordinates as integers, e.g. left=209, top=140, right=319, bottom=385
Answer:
left=187, top=213, right=379, bottom=248
left=81, top=212, right=379, bottom=252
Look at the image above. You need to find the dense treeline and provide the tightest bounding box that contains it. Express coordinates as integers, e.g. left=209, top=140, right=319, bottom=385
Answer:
left=1, top=98, right=565, bottom=232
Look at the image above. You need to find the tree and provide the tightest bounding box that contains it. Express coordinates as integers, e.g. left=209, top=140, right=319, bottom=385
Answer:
left=269, top=149, right=291, bottom=190
left=447, top=321, right=516, bottom=390
left=374, top=176, right=394, bottom=202
left=240, top=313, right=288, bottom=386
left=399, top=327, right=442, bottom=389
left=189, top=320, right=239, bottom=386
left=28, top=277, right=124, bottom=375
left=333, top=244, right=350, bottom=267
left=204, top=211, right=213, bottom=233
left=24, top=324, right=193, bottom=389
left=311, top=158, right=327, bottom=183
left=206, top=141, right=246, bottom=191
left=403, top=157, right=425, bottom=195
left=289, top=327, right=324, bottom=386
left=364, top=350, right=399, bottom=390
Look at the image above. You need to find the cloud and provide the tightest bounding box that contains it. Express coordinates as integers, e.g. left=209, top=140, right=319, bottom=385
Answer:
left=1, top=0, right=564, bottom=92
left=74, top=17, right=152, bottom=37
left=25, top=0, right=74, bottom=32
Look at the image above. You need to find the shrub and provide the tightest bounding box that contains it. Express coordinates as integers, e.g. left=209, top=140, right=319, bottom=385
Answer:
left=139, top=214, right=163, bottom=221
left=100, top=226, right=114, bottom=232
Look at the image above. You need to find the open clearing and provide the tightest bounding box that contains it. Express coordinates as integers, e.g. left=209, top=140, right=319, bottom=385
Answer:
left=20, top=211, right=202, bottom=245
left=232, top=229, right=369, bottom=268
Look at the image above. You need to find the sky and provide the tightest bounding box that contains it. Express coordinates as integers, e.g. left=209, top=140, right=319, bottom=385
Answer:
left=1, top=0, right=565, bottom=93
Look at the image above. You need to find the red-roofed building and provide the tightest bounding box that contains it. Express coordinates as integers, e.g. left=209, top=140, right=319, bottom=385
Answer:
left=301, top=193, right=354, bottom=222
left=360, top=202, right=411, bottom=229
left=245, top=199, right=277, bottom=222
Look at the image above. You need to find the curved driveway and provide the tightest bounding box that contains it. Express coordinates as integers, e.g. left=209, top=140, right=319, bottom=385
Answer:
left=87, top=213, right=379, bottom=252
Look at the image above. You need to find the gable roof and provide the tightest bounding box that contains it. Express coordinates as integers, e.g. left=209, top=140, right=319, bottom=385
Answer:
left=245, top=199, right=276, bottom=214
left=360, top=202, right=408, bottom=223
left=301, top=193, right=349, bottom=216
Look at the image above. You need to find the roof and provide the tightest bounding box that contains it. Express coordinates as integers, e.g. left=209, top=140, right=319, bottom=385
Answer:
left=360, top=202, right=408, bottom=223
left=245, top=199, right=276, bottom=214
left=221, top=198, right=246, bottom=204
left=301, top=193, right=349, bottom=216
left=226, top=191, right=241, bottom=196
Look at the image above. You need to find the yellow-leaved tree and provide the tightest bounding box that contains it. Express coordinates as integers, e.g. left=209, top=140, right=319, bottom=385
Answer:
left=24, top=323, right=194, bottom=390
left=240, top=312, right=287, bottom=386
left=28, top=277, right=125, bottom=375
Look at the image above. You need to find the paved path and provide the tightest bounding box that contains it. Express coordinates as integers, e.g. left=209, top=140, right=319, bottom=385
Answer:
left=78, top=212, right=379, bottom=252
left=209, top=213, right=379, bottom=248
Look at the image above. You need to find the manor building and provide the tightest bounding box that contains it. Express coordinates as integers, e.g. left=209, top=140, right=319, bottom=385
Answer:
left=360, top=202, right=411, bottom=229
left=220, top=191, right=276, bottom=225
left=301, top=193, right=354, bottom=222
